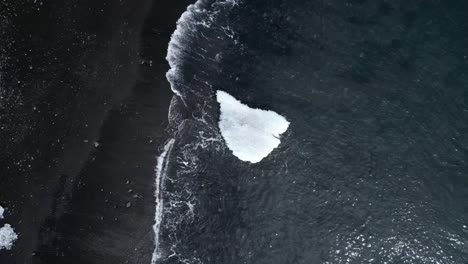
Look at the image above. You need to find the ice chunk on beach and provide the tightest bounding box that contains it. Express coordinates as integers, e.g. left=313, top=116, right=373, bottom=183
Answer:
left=0, top=206, right=4, bottom=219
left=0, top=224, right=18, bottom=250
left=216, top=90, right=289, bottom=163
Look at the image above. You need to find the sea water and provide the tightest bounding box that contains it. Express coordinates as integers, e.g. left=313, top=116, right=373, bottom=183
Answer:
left=153, top=0, right=468, bottom=263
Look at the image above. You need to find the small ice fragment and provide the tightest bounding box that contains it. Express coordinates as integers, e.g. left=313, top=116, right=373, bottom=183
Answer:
left=94, top=142, right=99, bottom=148
left=0, top=224, right=18, bottom=250
left=0, top=206, right=4, bottom=219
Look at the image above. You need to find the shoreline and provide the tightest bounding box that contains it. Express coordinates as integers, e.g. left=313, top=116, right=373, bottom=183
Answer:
left=0, top=0, right=192, bottom=263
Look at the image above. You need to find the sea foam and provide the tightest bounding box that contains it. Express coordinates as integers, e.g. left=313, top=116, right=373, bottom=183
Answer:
left=152, top=1, right=206, bottom=262
left=0, top=224, right=18, bottom=251
left=216, top=90, right=289, bottom=163
left=166, top=1, right=206, bottom=99
left=151, top=139, right=175, bottom=264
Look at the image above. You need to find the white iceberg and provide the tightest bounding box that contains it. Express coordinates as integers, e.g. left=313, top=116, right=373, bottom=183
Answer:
left=216, top=90, right=290, bottom=163
left=0, top=206, right=4, bottom=219
left=0, top=224, right=18, bottom=250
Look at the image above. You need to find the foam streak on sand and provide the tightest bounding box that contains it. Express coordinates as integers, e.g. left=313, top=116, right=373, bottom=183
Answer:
left=151, top=139, right=175, bottom=264
left=217, top=90, right=289, bottom=163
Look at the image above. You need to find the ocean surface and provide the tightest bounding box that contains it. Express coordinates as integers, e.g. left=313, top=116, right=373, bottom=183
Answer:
left=155, top=0, right=468, bottom=263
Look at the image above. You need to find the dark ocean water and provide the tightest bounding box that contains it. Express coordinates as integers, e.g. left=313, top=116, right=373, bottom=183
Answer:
left=156, top=0, right=468, bottom=263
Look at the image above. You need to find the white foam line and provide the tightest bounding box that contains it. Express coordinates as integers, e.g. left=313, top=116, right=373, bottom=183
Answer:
left=153, top=1, right=240, bottom=262
left=166, top=0, right=205, bottom=102
left=152, top=2, right=202, bottom=262
left=151, top=139, right=175, bottom=264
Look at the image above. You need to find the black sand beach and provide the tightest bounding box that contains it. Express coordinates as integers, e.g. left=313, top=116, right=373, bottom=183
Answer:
left=0, top=0, right=192, bottom=263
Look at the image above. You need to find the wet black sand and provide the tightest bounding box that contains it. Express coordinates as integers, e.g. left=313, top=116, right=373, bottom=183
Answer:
left=0, top=0, right=192, bottom=263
